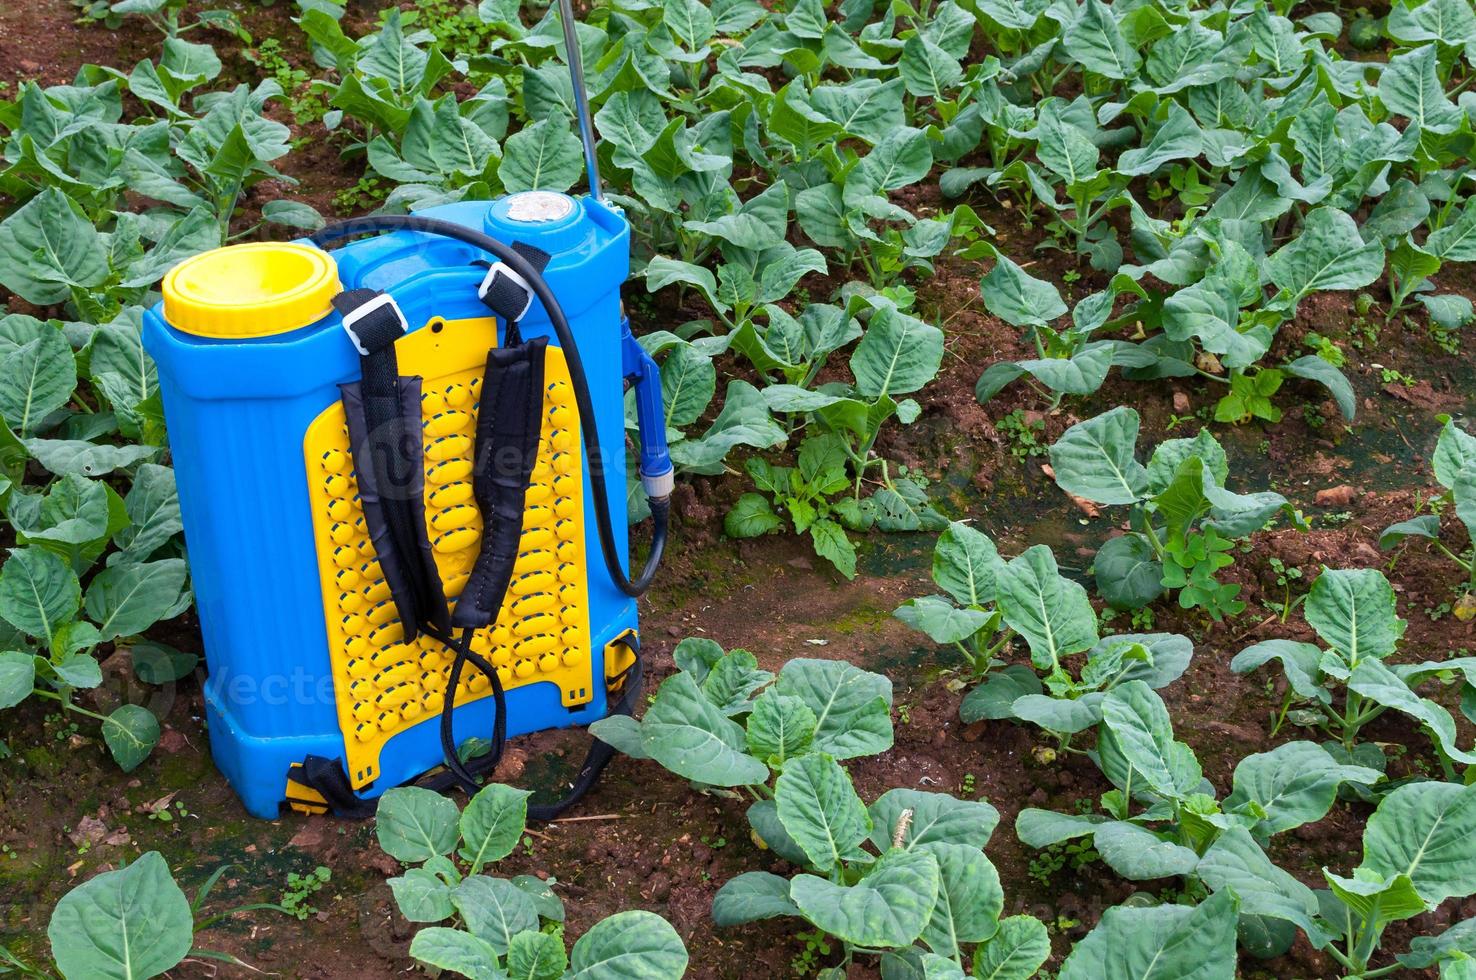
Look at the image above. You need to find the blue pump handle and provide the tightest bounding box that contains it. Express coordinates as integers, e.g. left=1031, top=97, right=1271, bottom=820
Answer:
left=620, top=317, right=673, bottom=497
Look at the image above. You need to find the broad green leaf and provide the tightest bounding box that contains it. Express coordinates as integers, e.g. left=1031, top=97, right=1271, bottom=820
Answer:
left=1435, top=420, right=1476, bottom=488
left=895, top=595, right=992, bottom=645
left=995, top=546, right=1098, bottom=671
left=408, top=927, right=505, bottom=980
left=500, top=118, right=583, bottom=193
left=1062, top=0, right=1141, bottom=79
left=0, top=546, right=81, bottom=641
left=0, top=187, right=109, bottom=305
left=47, top=852, right=191, bottom=980
left=1267, top=207, right=1384, bottom=303
left=1035, top=100, right=1100, bottom=184
left=1284, top=356, right=1356, bottom=422
left=1058, top=890, right=1239, bottom=979
left=1197, top=827, right=1328, bottom=946
left=932, top=522, right=1005, bottom=607
left=21, top=438, right=156, bottom=477
left=587, top=713, right=648, bottom=759
left=712, top=871, right=801, bottom=926
left=1091, top=820, right=1201, bottom=879
left=973, top=915, right=1051, bottom=980
left=775, top=753, right=871, bottom=870
left=1010, top=694, right=1103, bottom=734
left=774, top=658, right=893, bottom=760
left=1348, top=659, right=1476, bottom=766
left=809, top=518, right=858, bottom=580
left=791, top=848, right=941, bottom=949
left=1304, top=567, right=1405, bottom=664
left=640, top=671, right=770, bottom=786
left=1359, top=779, right=1476, bottom=906
left=746, top=688, right=816, bottom=765
left=0, top=650, right=35, bottom=708
left=1381, top=515, right=1442, bottom=550
left=454, top=875, right=539, bottom=955
left=850, top=307, right=944, bottom=398
left=1010, top=344, right=1115, bottom=399
left=1048, top=407, right=1148, bottom=505
left=114, top=464, right=181, bottom=563
left=685, top=181, right=789, bottom=250
left=1094, top=533, right=1165, bottom=610
left=376, top=787, right=461, bottom=862
left=1429, top=204, right=1476, bottom=262
left=1223, top=741, right=1381, bottom=837
left=980, top=252, right=1066, bottom=327
left=101, top=704, right=160, bottom=773
left=701, top=648, right=772, bottom=714
left=568, top=910, right=689, bottom=979
left=960, top=665, right=1043, bottom=723
left=919, top=841, right=1003, bottom=957
left=1118, top=103, right=1202, bottom=176
left=849, top=127, right=933, bottom=197
left=388, top=867, right=455, bottom=923
left=84, top=558, right=187, bottom=641
left=869, top=788, right=1001, bottom=851
left=1379, top=44, right=1463, bottom=134
left=0, top=325, right=74, bottom=435
left=899, top=36, right=963, bottom=100
left=1099, top=681, right=1193, bottom=798
left=507, top=930, right=565, bottom=980
left=460, top=783, right=530, bottom=873
left=659, top=343, right=716, bottom=428
left=9, top=472, right=123, bottom=573
left=1231, top=638, right=1330, bottom=702
left=1014, top=809, right=1107, bottom=848
left=663, top=0, right=717, bottom=47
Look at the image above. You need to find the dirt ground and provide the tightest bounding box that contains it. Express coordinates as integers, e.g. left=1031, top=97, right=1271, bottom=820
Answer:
left=3, top=1, right=1476, bottom=978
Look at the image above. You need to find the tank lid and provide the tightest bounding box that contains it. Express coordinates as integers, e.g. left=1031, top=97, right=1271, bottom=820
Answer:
left=504, top=191, right=576, bottom=223
left=163, top=243, right=340, bottom=339
left=484, top=192, right=588, bottom=255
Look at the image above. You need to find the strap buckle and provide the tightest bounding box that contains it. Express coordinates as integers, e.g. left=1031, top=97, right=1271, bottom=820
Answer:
left=478, top=262, right=534, bottom=323
left=339, top=292, right=408, bottom=356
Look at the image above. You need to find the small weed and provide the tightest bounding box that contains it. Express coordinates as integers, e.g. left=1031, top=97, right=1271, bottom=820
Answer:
left=998, top=409, right=1047, bottom=461
left=333, top=177, right=388, bottom=216
left=790, top=928, right=833, bottom=976
left=281, top=866, right=331, bottom=921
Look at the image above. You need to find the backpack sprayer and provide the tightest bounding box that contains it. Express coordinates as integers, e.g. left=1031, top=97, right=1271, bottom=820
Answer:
left=142, top=3, right=672, bottom=820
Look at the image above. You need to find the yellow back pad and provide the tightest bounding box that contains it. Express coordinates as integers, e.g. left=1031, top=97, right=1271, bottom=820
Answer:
left=303, top=316, right=592, bottom=789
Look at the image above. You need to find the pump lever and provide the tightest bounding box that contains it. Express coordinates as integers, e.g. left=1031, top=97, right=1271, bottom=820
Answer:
left=555, top=0, right=604, bottom=203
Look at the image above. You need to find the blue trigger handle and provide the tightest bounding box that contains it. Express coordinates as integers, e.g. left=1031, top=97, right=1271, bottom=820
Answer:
left=620, top=317, right=673, bottom=500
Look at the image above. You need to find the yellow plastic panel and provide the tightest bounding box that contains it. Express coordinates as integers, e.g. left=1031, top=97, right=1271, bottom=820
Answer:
left=303, top=316, right=593, bottom=789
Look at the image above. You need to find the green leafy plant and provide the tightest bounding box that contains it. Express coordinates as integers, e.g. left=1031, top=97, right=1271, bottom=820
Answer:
left=1381, top=419, right=1476, bottom=604
left=591, top=638, right=894, bottom=794
left=375, top=782, right=689, bottom=978
left=895, top=521, right=1197, bottom=750
left=22, top=851, right=281, bottom=979
left=1233, top=567, right=1476, bottom=781
left=1048, top=407, right=1302, bottom=619
left=713, top=757, right=1050, bottom=977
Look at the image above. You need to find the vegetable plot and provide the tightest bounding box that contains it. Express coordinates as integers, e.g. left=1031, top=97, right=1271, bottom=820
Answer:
left=5, top=0, right=1476, bottom=977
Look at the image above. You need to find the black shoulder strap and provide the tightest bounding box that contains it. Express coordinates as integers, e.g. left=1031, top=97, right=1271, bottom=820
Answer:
left=334, top=289, right=449, bottom=643
left=451, top=337, right=548, bottom=629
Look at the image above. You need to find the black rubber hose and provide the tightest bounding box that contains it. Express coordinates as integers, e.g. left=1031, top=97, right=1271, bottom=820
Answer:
left=437, top=629, right=508, bottom=795
left=311, top=215, right=668, bottom=598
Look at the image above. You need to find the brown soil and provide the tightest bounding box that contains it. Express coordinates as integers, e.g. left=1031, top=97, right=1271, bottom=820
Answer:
left=4, top=2, right=1476, bottom=979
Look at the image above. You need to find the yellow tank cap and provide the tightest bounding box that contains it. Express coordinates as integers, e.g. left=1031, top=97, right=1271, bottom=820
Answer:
left=163, top=242, right=340, bottom=339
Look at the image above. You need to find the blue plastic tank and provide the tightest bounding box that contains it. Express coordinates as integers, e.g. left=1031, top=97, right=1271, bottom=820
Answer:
left=144, top=195, right=639, bottom=818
